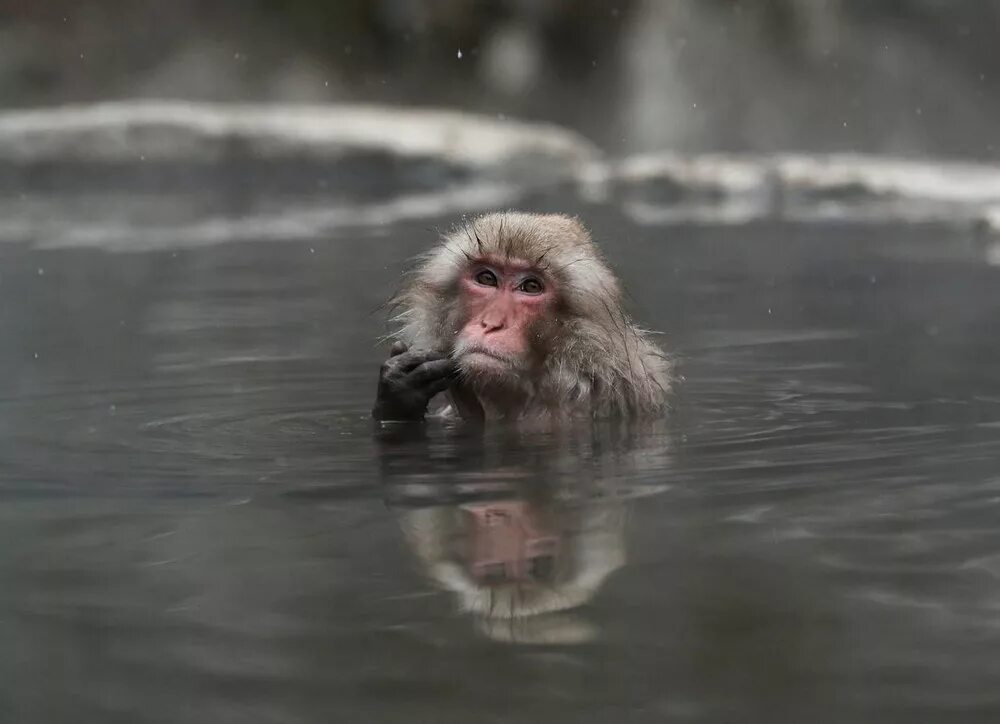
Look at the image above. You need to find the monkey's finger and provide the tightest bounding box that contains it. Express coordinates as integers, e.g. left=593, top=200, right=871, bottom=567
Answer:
left=424, top=376, right=454, bottom=398
left=408, top=358, right=456, bottom=385
left=389, top=341, right=408, bottom=356
left=394, top=348, right=449, bottom=372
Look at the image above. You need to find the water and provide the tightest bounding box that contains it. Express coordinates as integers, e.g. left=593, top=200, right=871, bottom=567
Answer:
left=2, top=206, right=1000, bottom=723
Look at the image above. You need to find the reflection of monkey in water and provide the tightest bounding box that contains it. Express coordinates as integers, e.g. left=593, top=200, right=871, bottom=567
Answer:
left=401, top=498, right=624, bottom=618
left=378, top=411, right=670, bottom=643
left=374, top=212, right=672, bottom=422
left=461, top=501, right=560, bottom=587
left=392, top=478, right=627, bottom=644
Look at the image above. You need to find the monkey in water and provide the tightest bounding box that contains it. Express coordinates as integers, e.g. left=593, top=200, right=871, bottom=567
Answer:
left=374, top=212, right=671, bottom=422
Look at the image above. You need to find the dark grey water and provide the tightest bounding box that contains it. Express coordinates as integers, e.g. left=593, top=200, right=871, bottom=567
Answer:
left=2, top=207, right=1000, bottom=723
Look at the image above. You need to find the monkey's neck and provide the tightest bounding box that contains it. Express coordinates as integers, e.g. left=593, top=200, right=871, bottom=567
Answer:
left=450, top=379, right=561, bottom=422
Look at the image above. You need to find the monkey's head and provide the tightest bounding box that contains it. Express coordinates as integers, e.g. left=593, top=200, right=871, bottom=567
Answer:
left=393, top=212, right=670, bottom=417
left=398, top=497, right=626, bottom=624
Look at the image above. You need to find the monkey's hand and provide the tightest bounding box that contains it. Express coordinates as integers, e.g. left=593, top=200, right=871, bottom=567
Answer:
left=373, top=341, right=456, bottom=421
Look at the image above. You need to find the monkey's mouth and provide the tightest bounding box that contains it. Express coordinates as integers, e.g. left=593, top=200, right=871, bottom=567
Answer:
left=455, top=344, right=516, bottom=369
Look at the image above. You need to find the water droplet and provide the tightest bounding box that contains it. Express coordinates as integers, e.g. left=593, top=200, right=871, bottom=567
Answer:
left=36, top=267, right=44, bottom=276
left=457, top=49, right=463, bottom=59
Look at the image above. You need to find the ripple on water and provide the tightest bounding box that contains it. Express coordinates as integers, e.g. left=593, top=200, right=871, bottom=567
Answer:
left=0, top=371, right=377, bottom=498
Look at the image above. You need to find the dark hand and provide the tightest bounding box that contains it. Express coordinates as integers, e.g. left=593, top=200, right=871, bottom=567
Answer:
left=373, top=341, right=456, bottom=421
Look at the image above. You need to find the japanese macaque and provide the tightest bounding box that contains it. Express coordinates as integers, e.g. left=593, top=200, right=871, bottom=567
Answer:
left=373, top=212, right=671, bottom=422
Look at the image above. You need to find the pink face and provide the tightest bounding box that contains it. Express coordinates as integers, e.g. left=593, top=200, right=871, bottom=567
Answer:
left=455, top=259, right=555, bottom=371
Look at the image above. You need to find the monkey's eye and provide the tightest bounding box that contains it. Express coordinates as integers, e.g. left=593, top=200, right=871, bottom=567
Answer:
left=474, top=269, right=498, bottom=287
left=519, top=277, right=544, bottom=295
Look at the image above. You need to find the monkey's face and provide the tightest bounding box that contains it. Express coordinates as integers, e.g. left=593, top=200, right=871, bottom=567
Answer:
left=451, top=259, right=555, bottom=379
left=460, top=501, right=561, bottom=587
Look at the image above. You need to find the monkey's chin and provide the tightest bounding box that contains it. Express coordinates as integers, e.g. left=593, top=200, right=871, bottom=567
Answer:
left=457, top=350, right=523, bottom=383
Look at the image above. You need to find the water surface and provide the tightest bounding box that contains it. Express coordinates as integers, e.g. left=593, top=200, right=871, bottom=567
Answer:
left=2, top=207, right=1000, bottom=723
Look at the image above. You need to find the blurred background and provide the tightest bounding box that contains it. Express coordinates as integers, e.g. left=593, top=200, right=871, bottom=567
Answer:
left=2, top=0, right=999, bottom=159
